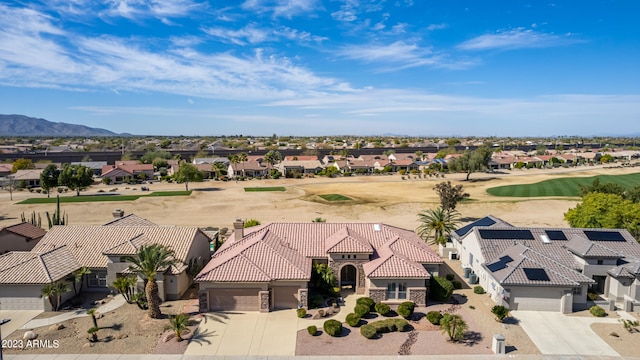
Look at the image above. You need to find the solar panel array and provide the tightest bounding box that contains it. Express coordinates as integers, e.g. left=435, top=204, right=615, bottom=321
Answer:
left=523, top=268, right=550, bottom=281
left=478, top=229, right=535, bottom=240
left=455, top=217, right=496, bottom=237
left=584, top=231, right=625, bottom=242
left=486, top=255, right=514, bottom=272
left=545, top=230, right=568, bottom=241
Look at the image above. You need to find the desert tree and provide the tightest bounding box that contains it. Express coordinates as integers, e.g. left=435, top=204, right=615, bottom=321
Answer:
left=58, top=164, right=94, bottom=195
left=173, top=162, right=203, bottom=191
left=39, top=164, right=60, bottom=198
left=433, top=181, right=469, bottom=213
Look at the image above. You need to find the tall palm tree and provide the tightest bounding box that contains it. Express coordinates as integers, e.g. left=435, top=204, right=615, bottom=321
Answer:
left=122, top=244, right=177, bottom=319
left=168, top=313, right=190, bottom=342
left=211, top=161, right=227, bottom=179
left=69, top=266, right=91, bottom=296
left=54, top=281, right=70, bottom=311
left=416, top=207, right=460, bottom=246
left=238, top=152, right=248, bottom=177
left=87, top=308, right=99, bottom=328
left=41, top=283, right=57, bottom=310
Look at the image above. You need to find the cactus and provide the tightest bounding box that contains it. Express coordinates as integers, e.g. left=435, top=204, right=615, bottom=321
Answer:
left=46, top=195, right=67, bottom=229
left=21, top=211, right=42, bottom=228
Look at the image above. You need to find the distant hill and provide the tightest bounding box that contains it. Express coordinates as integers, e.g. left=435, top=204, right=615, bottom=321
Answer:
left=0, top=115, right=121, bottom=136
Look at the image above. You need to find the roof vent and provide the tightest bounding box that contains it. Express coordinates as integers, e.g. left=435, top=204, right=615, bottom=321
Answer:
left=373, top=224, right=381, bottom=231
left=541, top=235, right=551, bottom=244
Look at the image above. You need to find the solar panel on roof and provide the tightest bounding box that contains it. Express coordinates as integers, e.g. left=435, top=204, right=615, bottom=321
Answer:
left=454, top=217, right=497, bottom=237
left=545, top=230, right=568, bottom=241
left=523, top=268, right=550, bottom=281
left=479, top=229, right=534, bottom=240
left=584, top=230, right=625, bottom=242
left=486, top=255, right=514, bottom=272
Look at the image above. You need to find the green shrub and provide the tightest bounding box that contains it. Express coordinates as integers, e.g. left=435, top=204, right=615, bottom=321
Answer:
left=397, top=301, right=415, bottom=319
left=426, top=311, right=443, bottom=325
left=491, top=305, right=509, bottom=322
left=473, top=286, right=485, bottom=294
left=354, top=304, right=370, bottom=317
left=323, top=319, right=343, bottom=337
left=445, top=274, right=455, bottom=281
left=452, top=280, right=462, bottom=289
left=372, top=319, right=396, bottom=333
left=393, top=318, right=410, bottom=332
left=430, top=276, right=454, bottom=301
left=307, top=325, right=317, bottom=336
left=374, top=302, right=391, bottom=316
left=590, top=305, right=606, bottom=317
left=587, top=292, right=598, bottom=301
left=297, top=308, right=307, bottom=318
left=360, top=324, right=377, bottom=339
left=346, top=313, right=361, bottom=327
left=356, top=297, right=375, bottom=312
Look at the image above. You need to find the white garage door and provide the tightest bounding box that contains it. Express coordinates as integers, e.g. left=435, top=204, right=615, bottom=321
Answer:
left=272, top=286, right=299, bottom=309
left=0, top=297, right=44, bottom=310
left=511, top=287, right=562, bottom=312
left=209, top=289, right=259, bottom=311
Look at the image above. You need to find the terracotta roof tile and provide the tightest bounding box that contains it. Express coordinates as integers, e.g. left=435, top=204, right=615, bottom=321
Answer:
left=363, top=249, right=430, bottom=278
left=0, top=246, right=80, bottom=284
left=3, top=222, right=47, bottom=239
left=103, top=214, right=157, bottom=227
left=325, top=227, right=374, bottom=254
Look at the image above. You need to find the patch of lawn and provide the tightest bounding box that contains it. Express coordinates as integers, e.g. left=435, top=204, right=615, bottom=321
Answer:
left=319, top=194, right=352, bottom=201
left=244, top=187, right=286, bottom=192
left=486, top=173, right=640, bottom=197
left=16, top=191, right=192, bottom=204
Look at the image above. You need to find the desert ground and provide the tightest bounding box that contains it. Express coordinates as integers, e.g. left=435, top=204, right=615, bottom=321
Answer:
left=1, top=164, right=637, bottom=231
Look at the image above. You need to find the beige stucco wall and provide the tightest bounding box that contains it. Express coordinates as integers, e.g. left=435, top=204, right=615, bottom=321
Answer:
left=0, top=232, right=41, bottom=254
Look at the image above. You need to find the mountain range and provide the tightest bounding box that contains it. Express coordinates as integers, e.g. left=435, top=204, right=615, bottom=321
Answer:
left=0, top=115, right=122, bottom=137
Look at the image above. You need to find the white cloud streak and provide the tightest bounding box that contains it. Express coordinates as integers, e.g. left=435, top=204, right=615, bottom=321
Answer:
left=458, top=28, right=583, bottom=51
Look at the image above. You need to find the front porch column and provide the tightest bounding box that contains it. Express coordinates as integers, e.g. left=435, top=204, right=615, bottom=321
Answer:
left=409, top=287, right=427, bottom=306
left=198, top=290, right=208, bottom=313
left=259, top=291, right=270, bottom=312
left=298, top=288, right=308, bottom=310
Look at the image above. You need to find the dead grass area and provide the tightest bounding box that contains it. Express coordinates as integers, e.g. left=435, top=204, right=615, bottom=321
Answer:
left=3, top=298, right=198, bottom=355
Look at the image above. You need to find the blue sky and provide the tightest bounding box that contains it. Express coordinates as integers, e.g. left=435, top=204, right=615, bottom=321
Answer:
left=0, top=0, right=638, bottom=136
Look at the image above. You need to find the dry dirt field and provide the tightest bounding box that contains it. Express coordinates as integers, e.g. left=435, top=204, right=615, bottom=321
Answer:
left=2, top=164, right=637, bottom=231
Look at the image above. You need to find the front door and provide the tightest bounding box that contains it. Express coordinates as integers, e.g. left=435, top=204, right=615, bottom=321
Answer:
left=340, top=265, right=357, bottom=290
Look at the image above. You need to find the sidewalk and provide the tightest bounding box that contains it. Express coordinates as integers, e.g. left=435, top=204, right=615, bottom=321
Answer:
left=20, top=294, right=127, bottom=329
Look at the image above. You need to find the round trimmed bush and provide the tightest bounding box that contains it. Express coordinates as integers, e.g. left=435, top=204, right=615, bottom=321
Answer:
left=426, top=311, right=443, bottom=325
left=374, top=302, right=391, bottom=316
left=473, top=285, right=485, bottom=294
left=307, top=325, right=317, bottom=336
left=393, top=318, right=410, bottom=332
left=430, top=276, right=454, bottom=301
left=360, top=324, right=377, bottom=339
left=397, top=301, right=415, bottom=319
left=354, top=304, right=370, bottom=317
left=445, top=274, right=455, bottom=281
left=297, top=308, right=307, bottom=318
left=323, top=319, right=343, bottom=337
left=590, top=305, right=606, bottom=317
left=452, top=280, right=462, bottom=289
left=356, top=297, right=375, bottom=312
left=345, top=313, right=361, bottom=327
left=372, top=319, right=396, bottom=333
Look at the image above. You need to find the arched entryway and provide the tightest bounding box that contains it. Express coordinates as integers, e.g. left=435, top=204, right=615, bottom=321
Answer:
left=340, top=264, right=357, bottom=291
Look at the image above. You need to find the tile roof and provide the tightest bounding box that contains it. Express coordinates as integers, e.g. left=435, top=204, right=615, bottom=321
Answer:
left=12, top=169, right=42, bottom=180
left=0, top=246, right=80, bottom=284
left=2, top=222, right=47, bottom=239
left=32, top=226, right=202, bottom=269
left=198, top=223, right=441, bottom=283
left=608, top=260, right=640, bottom=278
left=454, top=215, right=513, bottom=239
left=103, top=214, right=157, bottom=227
left=566, top=235, right=622, bottom=258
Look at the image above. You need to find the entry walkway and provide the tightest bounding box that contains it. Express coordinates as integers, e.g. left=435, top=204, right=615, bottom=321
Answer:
left=513, top=310, right=621, bottom=356
left=20, top=294, right=127, bottom=330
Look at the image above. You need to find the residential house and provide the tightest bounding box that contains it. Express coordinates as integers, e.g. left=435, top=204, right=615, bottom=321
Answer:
left=71, top=161, right=107, bottom=176
left=101, top=162, right=154, bottom=183
left=12, top=169, right=43, bottom=187
left=228, top=157, right=269, bottom=178
left=196, top=221, right=442, bottom=312
left=0, top=246, right=80, bottom=310
left=0, top=222, right=47, bottom=254
left=387, top=154, right=419, bottom=172
left=450, top=216, right=640, bottom=313
left=0, top=164, right=12, bottom=177
left=276, top=159, right=324, bottom=176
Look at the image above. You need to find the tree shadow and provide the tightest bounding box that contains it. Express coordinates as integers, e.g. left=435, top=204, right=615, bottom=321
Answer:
left=502, top=316, right=520, bottom=325
left=187, top=328, right=217, bottom=346
left=462, top=331, right=483, bottom=346
left=192, top=188, right=223, bottom=192
left=459, top=217, right=480, bottom=223
left=101, top=323, right=123, bottom=331
left=337, top=327, right=352, bottom=337
left=200, top=312, right=231, bottom=324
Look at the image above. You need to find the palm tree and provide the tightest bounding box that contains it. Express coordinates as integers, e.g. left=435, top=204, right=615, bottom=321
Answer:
left=54, top=281, right=70, bottom=311
left=69, top=267, right=91, bottom=296
left=122, top=244, right=177, bottom=319
left=238, top=152, right=248, bottom=177
left=87, top=308, right=99, bottom=328
left=211, top=161, right=227, bottom=179
left=41, top=283, right=57, bottom=310
left=416, top=207, right=460, bottom=246
left=440, top=313, right=467, bottom=341
left=168, top=313, right=190, bottom=342
left=111, top=276, right=137, bottom=303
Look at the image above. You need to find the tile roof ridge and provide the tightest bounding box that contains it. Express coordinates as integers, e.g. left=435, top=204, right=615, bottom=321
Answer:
left=36, top=251, right=54, bottom=283
left=519, top=246, right=591, bottom=284
left=259, top=231, right=308, bottom=275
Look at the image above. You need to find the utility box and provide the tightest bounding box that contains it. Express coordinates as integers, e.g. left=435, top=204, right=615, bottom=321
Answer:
left=464, top=267, right=471, bottom=278
left=469, top=273, right=478, bottom=284
left=492, top=334, right=505, bottom=355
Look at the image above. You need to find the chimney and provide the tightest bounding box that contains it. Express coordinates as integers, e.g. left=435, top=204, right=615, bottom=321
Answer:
left=112, top=209, right=125, bottom=218
left=233, top=219, right=245, bottom=241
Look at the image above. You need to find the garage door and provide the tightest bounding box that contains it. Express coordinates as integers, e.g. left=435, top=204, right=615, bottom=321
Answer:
left=272, top=286, right=299, bottom=309
left=209, top=289, right=259, bottom=311
left=0, top=297, right=44, bottom=310
left=511, top=288, right=562, bottom=312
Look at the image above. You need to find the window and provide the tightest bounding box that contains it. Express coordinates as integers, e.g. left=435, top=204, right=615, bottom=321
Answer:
left=341, top=255, right=345, bottom=259
left=88, top=271, right=107, bottom=288
left=386, top=282, right=407, bottom=300
left=597, top=260, right=604, bottom=265
left=573, top=286, right=582, bottom=295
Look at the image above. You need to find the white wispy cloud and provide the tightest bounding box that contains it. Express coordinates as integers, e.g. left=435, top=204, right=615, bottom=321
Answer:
left=202, top=23, right=327, bottom=46
left=427, top=23, right=447, bottom=31
left=458, top=28, right=583, bottom=51
left=241, top=0, right=320, bottom=19
left=100, top=0, right=203, bottom=20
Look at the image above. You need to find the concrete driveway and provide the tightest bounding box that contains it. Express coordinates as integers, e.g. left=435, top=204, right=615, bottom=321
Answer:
left=0, top=310, right=43, bottom=338
left=512, top=310, right=620, bottom=356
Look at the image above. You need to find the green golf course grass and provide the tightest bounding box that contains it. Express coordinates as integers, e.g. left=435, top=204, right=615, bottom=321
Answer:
left=319, top=194, right=352, bottom=201
left=17, top=191, right=192, bottom=204
left=486, top=173, right=640, bottom=197
left=244, top=187, right=286, bottom=192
